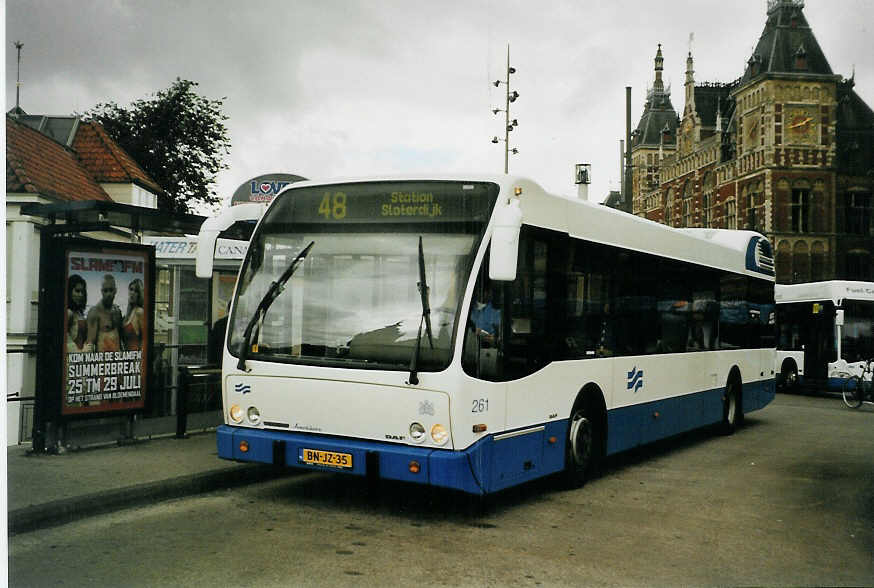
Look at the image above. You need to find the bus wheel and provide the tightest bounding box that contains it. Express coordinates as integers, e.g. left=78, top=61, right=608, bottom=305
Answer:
left=564, top=404, right=596, bottom=488
left=721, top=380, right=740, bottom=435
left=780, top=362, right=798, bottom=392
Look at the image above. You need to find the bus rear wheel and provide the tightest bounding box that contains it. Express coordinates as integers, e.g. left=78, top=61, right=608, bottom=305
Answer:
left=780, top=362, right=799, bottom=392
left=721, top=380, right=741, bottom=435
left=564, top=404, right=597, bottom=488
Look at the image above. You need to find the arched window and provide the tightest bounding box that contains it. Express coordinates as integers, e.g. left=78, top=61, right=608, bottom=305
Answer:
left=702, top=172, right=714, bottom=227
left=793, top=241, right=810, bottom=283
left=845, top=190, right=873, bottom=236
left=776, top=241, right=792, bottom=283
left=664, top=188, right=675, bottom=226
left=791, top=179, right=812, bottom=233
left=747, top=180, right=764, bottom=232
left=724, top=198, right=737, bottom=230
left=811, top=241, right=826, bottom=281
left=682, top=180, right=694, bottom=227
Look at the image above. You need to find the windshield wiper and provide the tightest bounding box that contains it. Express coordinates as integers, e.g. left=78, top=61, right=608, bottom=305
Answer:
left=408, top=236, right=434, bottom=385
left=237, top=241, right=315, bottom=372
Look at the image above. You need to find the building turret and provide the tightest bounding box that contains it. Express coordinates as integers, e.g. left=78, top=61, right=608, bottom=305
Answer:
left=653, top=44, right=665, bottom=94
left=684, top=51, right=696, bottom=116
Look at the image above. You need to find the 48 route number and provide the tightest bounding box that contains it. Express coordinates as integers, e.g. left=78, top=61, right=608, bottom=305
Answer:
left=318, top=192, right=347, bottom=220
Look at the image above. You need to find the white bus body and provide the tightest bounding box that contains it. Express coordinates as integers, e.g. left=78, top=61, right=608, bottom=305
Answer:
left=775, top=281, right=874, bottom=390
left=197, top=175, right=776, bottom=495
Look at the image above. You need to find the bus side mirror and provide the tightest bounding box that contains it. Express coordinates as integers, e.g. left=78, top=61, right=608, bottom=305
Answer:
left=835, top=309, right=845, bottom=326
left=489, top=198, right=522, bottom=281
left=195, top=203, right=268, bottom=278
left=196, top=228, right=219, bottom=278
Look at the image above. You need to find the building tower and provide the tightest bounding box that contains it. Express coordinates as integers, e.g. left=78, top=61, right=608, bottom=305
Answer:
left=630, top=45, right=679, bottom=218
left=625, top=0, right=874, bottom=283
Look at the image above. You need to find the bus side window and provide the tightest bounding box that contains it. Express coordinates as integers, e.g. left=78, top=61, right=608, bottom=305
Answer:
left=462, top=255, right=504, bottom=381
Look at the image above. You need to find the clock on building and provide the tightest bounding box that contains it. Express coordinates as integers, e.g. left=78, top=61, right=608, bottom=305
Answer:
left=785, top=104, right=819, bottom=145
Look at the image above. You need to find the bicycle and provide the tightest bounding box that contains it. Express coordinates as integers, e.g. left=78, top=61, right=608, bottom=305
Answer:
left=842, top=359, right=874, bottom=409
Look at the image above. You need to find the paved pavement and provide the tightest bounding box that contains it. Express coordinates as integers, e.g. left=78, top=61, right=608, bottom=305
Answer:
left=6, top=431, right=284, bottom=534
left=2, top=388, right=858, bottom=537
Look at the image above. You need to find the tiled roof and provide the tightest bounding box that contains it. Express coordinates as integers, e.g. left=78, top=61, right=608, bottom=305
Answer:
left=6, top=116, right=112, bottom=202
left=633, top=92, right=679, bottom=148
left=740, top=2, right=834, bottom=84
left=72, top=122, right=162, bottom=194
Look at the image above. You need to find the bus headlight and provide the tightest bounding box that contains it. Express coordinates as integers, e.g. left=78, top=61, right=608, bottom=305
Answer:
left=409, top=422, right=426, bottom=443
left=247, top=406, right=261, bottom=425
left=431, top=424, right=449, bottom=445
left=229, top=404, right=244, bottom=424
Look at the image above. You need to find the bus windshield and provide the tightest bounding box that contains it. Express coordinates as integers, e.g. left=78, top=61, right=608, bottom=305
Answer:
left=842, top=300, right=874, bottom=363
left=228, top=181, right=498, bottom=371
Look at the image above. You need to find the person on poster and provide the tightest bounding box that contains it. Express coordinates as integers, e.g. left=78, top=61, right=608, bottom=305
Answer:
left=122, top=278, right=145, bottom=351
left=86, top=274, right=124, bottom=352
left=66, top=274, right=88, bottom=352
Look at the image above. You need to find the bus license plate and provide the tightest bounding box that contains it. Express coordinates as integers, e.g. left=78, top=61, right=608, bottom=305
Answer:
left=300, top=448, right=353, bottom=469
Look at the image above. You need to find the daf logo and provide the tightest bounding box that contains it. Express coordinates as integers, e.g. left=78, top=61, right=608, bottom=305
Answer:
left=385, top=434, right=405, bottom=441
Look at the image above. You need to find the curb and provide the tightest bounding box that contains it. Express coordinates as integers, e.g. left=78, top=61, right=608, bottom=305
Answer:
left=9, top=463, right=287, bottom=535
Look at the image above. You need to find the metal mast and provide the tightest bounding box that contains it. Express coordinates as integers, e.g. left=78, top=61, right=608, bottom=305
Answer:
left=14, top=41, right=23, bottom=111
left=491, top=44, right=519, bottom=174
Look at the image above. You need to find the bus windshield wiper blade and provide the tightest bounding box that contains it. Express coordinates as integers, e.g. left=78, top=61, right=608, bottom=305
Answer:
left=408, top=236, right=433, bottom=385
left=237, top=241, right=315, bottom=372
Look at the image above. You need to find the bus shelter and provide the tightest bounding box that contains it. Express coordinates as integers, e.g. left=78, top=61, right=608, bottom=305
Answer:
left=16, top=201, right=250, bottom=451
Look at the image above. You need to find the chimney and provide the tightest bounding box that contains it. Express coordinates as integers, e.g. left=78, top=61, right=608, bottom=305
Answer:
left=575, top=163, right=591, bottom=200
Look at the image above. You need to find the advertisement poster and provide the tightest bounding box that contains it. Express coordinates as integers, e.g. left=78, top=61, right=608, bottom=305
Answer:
left=62, top=247, right=150, bottom=415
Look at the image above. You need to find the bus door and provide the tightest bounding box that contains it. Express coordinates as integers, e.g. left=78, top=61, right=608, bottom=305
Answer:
left=804, top=301, right=836, bottom=380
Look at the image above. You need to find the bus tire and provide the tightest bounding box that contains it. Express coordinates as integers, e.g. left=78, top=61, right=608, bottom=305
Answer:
left=720, top=377, right=741, bottom=435
left=780, top=360, right=799, bottom=393
left=563, top=394, right=602, bottom=488
left=842, top=376, right=863, bottom=408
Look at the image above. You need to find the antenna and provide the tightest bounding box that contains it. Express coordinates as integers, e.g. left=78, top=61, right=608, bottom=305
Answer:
left=688, top=32, right=695, bottom=54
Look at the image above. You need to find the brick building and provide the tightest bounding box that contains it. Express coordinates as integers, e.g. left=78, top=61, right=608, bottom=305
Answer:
left=627, top=0, right=874, bottom=284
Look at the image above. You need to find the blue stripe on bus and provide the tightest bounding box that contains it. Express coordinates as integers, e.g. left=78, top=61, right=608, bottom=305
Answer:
left=216, top=378, right=774, bottom=496
left=605, top=379, right=774, bottom=455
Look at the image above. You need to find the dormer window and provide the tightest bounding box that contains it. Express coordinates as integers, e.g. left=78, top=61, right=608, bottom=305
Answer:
left=794, top=44, right=808, bottom=70
left=748, top=54, right=763, bottom=76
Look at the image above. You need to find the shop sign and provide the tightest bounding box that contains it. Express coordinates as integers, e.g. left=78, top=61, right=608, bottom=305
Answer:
left=143, top=236, right=248, bottom=261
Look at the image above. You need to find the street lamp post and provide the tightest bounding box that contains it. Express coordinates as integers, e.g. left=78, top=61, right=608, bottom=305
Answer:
left=491, top=44, right=519, bottom=174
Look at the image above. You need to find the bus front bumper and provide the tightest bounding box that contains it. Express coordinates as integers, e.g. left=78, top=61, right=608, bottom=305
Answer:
left=217, top=425, right=490, bottom=495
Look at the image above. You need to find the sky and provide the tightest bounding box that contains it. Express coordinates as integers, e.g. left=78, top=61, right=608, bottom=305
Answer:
left=4, top=0, right=874, bottom=209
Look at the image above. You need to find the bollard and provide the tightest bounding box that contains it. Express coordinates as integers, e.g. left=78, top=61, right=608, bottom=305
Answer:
left=176, top=366, right=189, bottom=438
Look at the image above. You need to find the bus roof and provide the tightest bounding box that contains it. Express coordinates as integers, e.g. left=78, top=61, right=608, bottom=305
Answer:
left=775, top=280, right=874, bottom=304
left=273, top=174, right=775, bottom=280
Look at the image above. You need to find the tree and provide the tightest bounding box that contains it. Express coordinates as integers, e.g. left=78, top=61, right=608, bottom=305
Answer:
left=82, top=78, right=231, bottom=214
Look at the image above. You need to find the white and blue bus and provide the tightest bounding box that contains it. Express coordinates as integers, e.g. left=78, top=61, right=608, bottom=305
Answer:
left=775, top=281, right=874, bottom=391
left=196, top=176, right=776, bottom=496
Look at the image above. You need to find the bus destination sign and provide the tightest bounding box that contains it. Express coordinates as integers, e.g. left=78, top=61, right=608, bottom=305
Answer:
left=268, top=182, right=498, bottom=225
